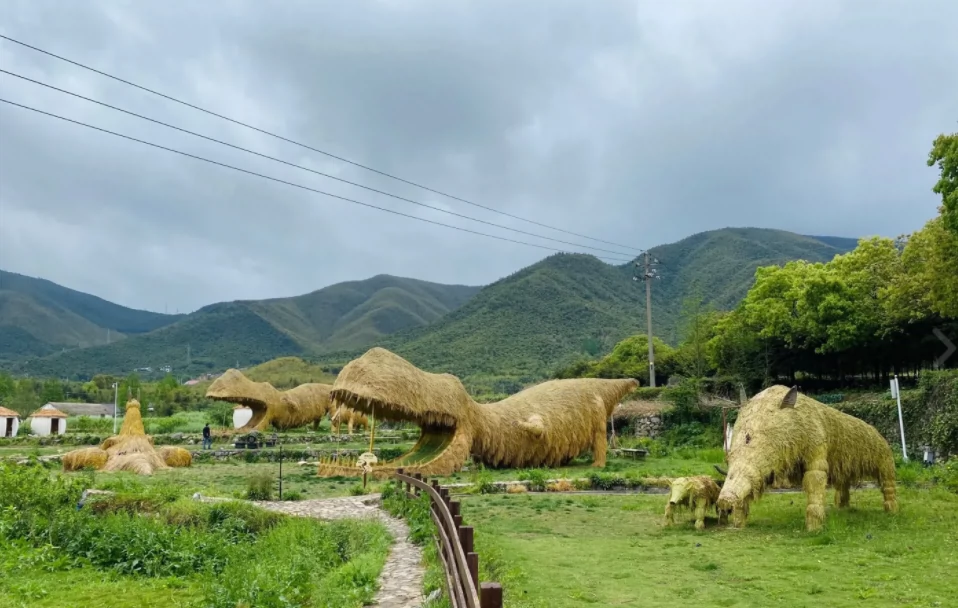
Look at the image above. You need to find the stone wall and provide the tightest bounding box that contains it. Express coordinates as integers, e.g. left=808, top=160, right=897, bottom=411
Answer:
left=631, top=414, right=663, bottom=439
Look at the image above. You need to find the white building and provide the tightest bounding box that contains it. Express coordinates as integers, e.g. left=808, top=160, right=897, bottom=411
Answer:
left=29, top=405, right=68, bottom=436
left=0, top=406, right=20, bottom=438
left=233, top=405, right=253, bottom=429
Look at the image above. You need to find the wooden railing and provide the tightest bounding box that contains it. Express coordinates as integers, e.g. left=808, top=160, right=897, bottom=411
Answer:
left=394, top=469, right=503, bottom=608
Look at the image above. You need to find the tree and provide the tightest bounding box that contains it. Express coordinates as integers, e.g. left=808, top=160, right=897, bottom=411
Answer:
left=0, top=372, right=15, bottom=403
left=675, top=294, right=721, bottom=378
left=928, top=131, right=958, bottom=234
left=39, top=378, right=65, bottom=404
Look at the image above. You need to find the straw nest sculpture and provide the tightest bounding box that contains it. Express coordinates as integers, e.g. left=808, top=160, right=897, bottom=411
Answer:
left=664, top=475, right=724, bottom=531
left=716, top=385, right=898, bottom=532
left=206, top=369, right=338, bottom=431
left=317, top=347, right=638, bottom=479
left=62, top=399, right=193, bottom=475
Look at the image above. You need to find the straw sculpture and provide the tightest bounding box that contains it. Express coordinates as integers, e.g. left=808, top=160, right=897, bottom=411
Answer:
left=330, top=404, right=369, bottom=434
left=206, top=369, right=337, bottom=431
left=62, top=399, right=192, bottom=475
left=664, top=475, right=724, bottom=530
left=716, top=385, right=898, bottom=532
left=318, top=347, right=638, bottom=479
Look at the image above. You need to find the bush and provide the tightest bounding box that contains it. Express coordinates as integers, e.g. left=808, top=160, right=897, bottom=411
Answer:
left=519, top=468, right=549, bottom=492
left=349, top=483, right=369, bottom=496
left=246, top=472, right=274, bottom=501
left=469, top=464, right=498, bottom=494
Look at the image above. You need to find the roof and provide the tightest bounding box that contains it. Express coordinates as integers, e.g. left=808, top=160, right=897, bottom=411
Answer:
left=612, top=400, right=666, bottom=420
left=30, top=406, right=68, bottom=418
left=42, top=402, right=114, bottom=417
left=0, top=406, right=19, bottom=417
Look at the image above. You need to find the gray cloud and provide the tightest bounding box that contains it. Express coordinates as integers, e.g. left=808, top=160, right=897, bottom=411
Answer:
left=1, top=0, right=955, bottom=313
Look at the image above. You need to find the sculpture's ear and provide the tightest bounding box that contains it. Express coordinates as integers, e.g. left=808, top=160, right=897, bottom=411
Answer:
left=738, top=383, right=748, bottom=406
left=780, top=386, right=799, bottom=408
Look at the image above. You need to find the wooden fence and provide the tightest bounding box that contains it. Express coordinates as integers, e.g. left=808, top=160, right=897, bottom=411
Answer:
left=394, top=469, right=503, bottom=608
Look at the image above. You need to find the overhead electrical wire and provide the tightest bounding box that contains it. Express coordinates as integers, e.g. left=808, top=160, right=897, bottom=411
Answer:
left=0, top=33, right=643, bottom=254
left=0, top=68, right=636, bottom=260
left=0, top=97, right=636, bottom=264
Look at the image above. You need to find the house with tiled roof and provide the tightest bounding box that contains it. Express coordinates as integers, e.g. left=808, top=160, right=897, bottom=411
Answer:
left=29, top=405, right=68, bottom=436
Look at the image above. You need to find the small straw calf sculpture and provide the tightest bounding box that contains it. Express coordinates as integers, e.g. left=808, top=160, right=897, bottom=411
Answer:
left=206, top=369, right=342, bottom=431
left=664, top=475, right=725, bottom=530
left=716, top=385, right=898, bottom=532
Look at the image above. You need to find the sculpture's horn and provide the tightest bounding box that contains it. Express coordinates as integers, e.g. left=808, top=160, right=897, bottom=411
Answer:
left=713, top=465, right=728, bottom=477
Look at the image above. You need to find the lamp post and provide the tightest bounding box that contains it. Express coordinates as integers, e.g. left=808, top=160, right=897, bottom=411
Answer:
left=112, top=382, right=119, bottom=434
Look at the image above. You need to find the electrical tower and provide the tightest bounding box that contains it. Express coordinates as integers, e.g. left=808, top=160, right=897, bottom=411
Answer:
left=633, top=252, right=661, bottom=387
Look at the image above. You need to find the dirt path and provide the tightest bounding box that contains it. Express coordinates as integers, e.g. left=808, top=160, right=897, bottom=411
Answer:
left=256, top=495, right=426, bottom=607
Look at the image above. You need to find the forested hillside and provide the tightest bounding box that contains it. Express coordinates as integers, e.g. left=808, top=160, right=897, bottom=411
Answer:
left=13, top=275, right=480, bottom=378
left=355, top=228, right=855, bottom=383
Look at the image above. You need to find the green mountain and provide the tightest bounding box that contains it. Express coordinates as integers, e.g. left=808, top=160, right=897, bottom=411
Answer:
left=13, top=275, right=480, bottom=378
left=364, top=228, right=857, bottom=381
left=0, top=270, right=183, bottom=359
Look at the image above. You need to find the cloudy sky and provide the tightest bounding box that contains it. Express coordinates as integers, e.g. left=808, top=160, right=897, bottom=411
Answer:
left=1, top=0, right=956, bottom=314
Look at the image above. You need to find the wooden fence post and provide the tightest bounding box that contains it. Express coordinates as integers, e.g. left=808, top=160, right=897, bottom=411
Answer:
left=480, top=583, right=503, bottom=608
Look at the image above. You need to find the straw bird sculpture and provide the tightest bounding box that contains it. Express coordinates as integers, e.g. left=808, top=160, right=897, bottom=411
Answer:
left=716, top=385, right=898, bottom=532
left=664, top=475, right=725, bottom=531
left=317, top=347, right=638, bottom=479
left=206, top=369, right=339, bottom=432
left=62, top=399, right=192, bottom=475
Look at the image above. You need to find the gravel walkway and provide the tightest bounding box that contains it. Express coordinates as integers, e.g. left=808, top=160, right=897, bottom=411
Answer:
left=256, top=495, right=426, bottom=608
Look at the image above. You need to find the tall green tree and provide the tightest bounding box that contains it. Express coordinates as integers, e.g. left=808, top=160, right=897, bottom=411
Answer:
left=928, top=131, right=958, bottom=234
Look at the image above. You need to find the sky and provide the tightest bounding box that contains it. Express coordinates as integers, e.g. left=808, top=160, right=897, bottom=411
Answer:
left=1, top=0, right=956, bottom=314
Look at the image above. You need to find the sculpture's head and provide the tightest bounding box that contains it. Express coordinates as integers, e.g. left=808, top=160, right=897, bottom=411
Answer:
left=667, top=477, right=695, bottom=507
left=323, top=347, right=476, bottom=477
left=206, top=369, right=279, bottom=429
left=717, top=385, right=807, bottom=514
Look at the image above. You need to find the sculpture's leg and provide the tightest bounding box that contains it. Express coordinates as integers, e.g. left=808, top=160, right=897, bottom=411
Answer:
left=878, top=460, right=899, bottom=514
left=693, top=497, right=707, bottom=531
left=347, top=419, right=354, bottom=435
left=802, top=451, right=828, bottom=532
left=732, top=503, right=748, bottom=528
left=835, top=482, right=850, bottom=508
left=717, top=506, right=729, bottom=526
left=664, top=503, right=675, bottom=526
left=591, top=413, right=607, bottom=468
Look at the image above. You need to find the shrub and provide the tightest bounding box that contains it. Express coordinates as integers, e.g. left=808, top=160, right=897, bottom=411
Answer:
left=283, top=490, right=304, bottom=501
left=519, top=468, right=549, bottom=492
left=469, top=464, right=498, bottom=494
left=246, top=472, right=274, bottom=501
left=349, top=484, right=369, bottom=496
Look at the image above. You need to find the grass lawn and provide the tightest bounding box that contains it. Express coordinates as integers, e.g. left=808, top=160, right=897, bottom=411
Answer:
left=0, top=541, right=201, bottom=608
left=463, top=487, right=958, bottom=608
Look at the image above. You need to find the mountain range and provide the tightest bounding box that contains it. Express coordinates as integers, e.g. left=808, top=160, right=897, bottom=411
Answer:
left=1, top=228, right=858, bottom=381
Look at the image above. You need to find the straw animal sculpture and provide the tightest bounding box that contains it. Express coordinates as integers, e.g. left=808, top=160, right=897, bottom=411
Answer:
left=318, top=347, right=638, bottom=479
left=716, top=385, right=898, bottom=532
left=664, top=475, right=724, bottom=530
left=206, top=369, right=337, bottom=431
left=330, top=405, right=369, bottom=434
left=62, top=399, right=192, bottom=475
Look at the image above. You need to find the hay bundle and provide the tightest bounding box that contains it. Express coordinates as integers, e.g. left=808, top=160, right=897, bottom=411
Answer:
left=62, top=447, right=109, bottom=471
left=546, top=480, right=575, bottom=492
left=61, top=399, right=190, bottom=476
left=322, top=347, right=638, bottom=478
left=206, top=369, right=333, bottom=431
left=664, top=475, right=723, bottom=530
left=716, top=385, right=898, bottom=532
left=157, top=446, right=193, bottom=467
left=330, top=405, right=369, bottom=434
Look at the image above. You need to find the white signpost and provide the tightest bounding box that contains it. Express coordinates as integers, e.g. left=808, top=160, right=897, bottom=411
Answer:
left=891, top=376, right=907, bottom=461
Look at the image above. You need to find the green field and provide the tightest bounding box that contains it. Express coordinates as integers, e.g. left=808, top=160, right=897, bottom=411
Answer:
left=463, top=487, right=958, bottom=608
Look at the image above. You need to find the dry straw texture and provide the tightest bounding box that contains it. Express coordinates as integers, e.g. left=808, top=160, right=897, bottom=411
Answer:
left=156, top=446, right=193, bottom=468
left=330, top=405, right=369, bottom=434
left=206, top=368, right=334, bottom=431
left=61, top=399, right=191, bottom=476
left=716, top=385, right=898, bottom=532
left=664, top=475, right=723, bottom=530
left=0, top=406, right=20, bottom=417
left=29, top=407, right=67, bottom=418
left=320, top=347, right=638, bottom=478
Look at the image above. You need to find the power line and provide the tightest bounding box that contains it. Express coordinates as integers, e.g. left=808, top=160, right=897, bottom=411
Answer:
left=0, top=68, right=637, bottom=259
left=0, top=97, right=634, bottom=263
left=0, top=34, right=643, bottom=254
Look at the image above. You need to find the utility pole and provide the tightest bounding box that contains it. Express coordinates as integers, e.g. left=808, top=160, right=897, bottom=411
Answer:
left=634, top=252, right=660, bottom=387
left=112, top=382, right=119, bottom=434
